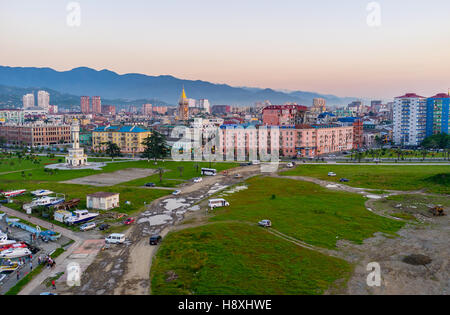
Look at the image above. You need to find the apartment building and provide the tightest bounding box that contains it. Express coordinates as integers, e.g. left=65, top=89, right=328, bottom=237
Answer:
left=393, top=93, right=427, bottom=146
left=92, top=125, right=151, bottom=153
left=262, top=105, right=308, bottom=126
left=426, top=93, right=450, bottom=137
left=0, top=124, right=71, bottom=146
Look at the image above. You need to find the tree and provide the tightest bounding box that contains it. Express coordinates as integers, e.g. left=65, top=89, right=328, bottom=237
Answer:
left=141, top=131, right=169, bottom=162
left=103, top=141, right=121, bottom=161
left=421, top=133, right=450, bottom=150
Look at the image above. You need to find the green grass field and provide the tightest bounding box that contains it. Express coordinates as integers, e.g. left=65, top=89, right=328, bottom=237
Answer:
left=0, top=156, right=60, bottom=174
left=282, top=165, right=450, bottom=194
left=210, top=177, right=404, bottom=249
left=0, top=160, right=237, bottom=186
left=151, top=222, right=352, bottom=295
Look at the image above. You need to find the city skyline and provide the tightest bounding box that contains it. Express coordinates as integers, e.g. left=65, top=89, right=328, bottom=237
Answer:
left=1, top=0, right=449, bottom=100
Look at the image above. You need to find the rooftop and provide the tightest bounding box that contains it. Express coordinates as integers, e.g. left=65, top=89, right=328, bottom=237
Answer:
left=87, top=192, right=119, bottom=198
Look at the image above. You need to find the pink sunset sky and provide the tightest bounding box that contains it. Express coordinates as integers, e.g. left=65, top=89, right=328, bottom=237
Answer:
left=0, top=0, right=449, bottom=99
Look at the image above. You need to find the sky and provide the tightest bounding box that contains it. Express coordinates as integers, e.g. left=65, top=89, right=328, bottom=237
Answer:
left=0, top=0, right=449, bottom=99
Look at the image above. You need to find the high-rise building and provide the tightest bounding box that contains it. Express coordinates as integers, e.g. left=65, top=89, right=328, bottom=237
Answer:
left=142, top=103, right=153, bottom=116
left=393, top=93, right=427, bottom=146
left=22, top=93, right=35, bottom=109
left=37, top=90, right=50, bottom=110
left=426, top=93, right=450, bottom=137
left=178, top=87, right=190, bottom=120
left=92, top=96, right=102, bottom=114
left=196, top=99, right=211, bottom=113
left=81, top=96, right=90, bottom=114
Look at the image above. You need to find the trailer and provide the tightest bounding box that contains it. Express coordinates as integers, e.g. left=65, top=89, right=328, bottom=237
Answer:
left=208, top=199, right=230, bottom=209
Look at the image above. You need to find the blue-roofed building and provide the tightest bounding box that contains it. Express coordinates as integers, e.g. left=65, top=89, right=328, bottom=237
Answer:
left=92, top=125, right=151, bottom=154
left=426, top=93, right=450, bottom=137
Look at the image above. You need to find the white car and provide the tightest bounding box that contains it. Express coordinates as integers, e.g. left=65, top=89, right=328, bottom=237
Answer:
left=258, top=220, right=272, bottom=227
left=193, top=177, right=203, bottom=183
left=252, top=160, right=261, bottom=165
left=328, top=172, right=337, bottom=177
left=287, top=162, right=295, bottom=168
left=80, top=222, right=96, bottom=231
left=172, top=190, right=181, bottom=195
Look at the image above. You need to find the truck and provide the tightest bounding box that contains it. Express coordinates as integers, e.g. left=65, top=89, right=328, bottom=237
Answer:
left=208, top=199, right=230, bottom=209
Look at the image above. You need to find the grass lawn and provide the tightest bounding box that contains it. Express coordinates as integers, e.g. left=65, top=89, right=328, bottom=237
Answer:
left=0, top=160, right=238, bottom=186
left=282, top=165, right=450, bottom=194
left=151, top=222, right=352, bottom=295
left=0, top=156, right=60, bottom=174
left=210, top=177, right=404, bottom=249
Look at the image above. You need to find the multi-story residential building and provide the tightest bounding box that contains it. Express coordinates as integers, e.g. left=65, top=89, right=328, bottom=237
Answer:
left=92, top=125, right=151, bottom=154
left=211, top=105, right=231, bottom=115
left=196, top=99, right=211, bottom=113
left=393, top=93, right=427, bottom=146
left=92, top=96, right=102, bottom=114
left=37, top=90, right=50, bottom=110
left=22, top=93, right=35, bottom=108
left=101, top=105, right=116, bottom=115
left=0, top=109, right=25, bottom=124
left=426, top=93, right=450, bottom=137
left=262, top=105, right=307, bottom=126
left=81, top=96, right=90, bottom=114
left=217, top=123, right=353, bottom=159
left=312, top=98, right=326, bottom=113
left=0, top=124, right=71, bottom=146
left=153, top=106, right=168, bottom=115
left=142, top=103, right=153, bottom=116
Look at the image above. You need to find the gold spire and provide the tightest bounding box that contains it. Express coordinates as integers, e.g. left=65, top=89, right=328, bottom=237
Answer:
left=180, top=86, right=187, bottom=100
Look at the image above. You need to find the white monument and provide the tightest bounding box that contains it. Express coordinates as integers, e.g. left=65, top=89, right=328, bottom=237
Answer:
left=65, top=119, right=88, bottom=167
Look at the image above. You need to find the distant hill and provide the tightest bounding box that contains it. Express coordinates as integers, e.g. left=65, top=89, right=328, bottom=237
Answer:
left=0, top=66, right=357, bottom=106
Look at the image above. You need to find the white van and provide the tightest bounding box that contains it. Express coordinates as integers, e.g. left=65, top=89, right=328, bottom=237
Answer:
left=208, top=199, right=230, bottom=209
left=105, top=233, right=126, bottom=244
left=252, top=160, right=261, bottom=165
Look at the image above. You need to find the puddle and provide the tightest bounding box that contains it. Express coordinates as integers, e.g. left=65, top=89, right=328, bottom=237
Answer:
left=366, top=195, right=382, bottom=199
left=188, top=205, right=201, bottom=212
left=162, top=198, right=190, bottom=211
left=138, top=214, right=173, bottom=226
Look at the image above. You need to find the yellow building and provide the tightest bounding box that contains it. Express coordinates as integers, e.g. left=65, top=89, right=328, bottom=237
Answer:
left=92, top=125, right=151, bottom=154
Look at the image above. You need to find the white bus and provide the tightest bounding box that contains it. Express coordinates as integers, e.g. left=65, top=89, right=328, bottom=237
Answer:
left=201, top=168, right=217, bottom=176
left=208, top=199, right=230, bottom=209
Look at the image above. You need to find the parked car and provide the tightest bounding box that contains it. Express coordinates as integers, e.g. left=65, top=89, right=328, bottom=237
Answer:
left=234, top=174, right=243, bottom=178
left=145, top=183, right=156, bottom=187
left=258, top=220, right=272, bottom=227
left=286, top=162, right=295, bottom=168
left=99, top=224, right=110, bottom=231
left=149, top=234, right=162, bottom=245
left=193, top=177, right=203, bottom=183
left=339, top=178, right=350, bottom=183
left=240, top=163, right=248, bottom=167
left=328, top=172, right=337, bottom=177
left=252, top=160, right=261, bottom=165
left=105, top=233, right=126, bottom=244
left=80, top=222, right=96, bottom=232
left=172, top=190, right=181, bottom=195
left=123, top=217, right=136, bottom=225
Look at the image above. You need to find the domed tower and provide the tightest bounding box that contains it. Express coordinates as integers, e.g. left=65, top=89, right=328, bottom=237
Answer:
left=178, top=87, right=190, bottom=120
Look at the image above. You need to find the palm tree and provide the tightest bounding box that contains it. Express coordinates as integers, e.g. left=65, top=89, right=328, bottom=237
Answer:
left=103, top=141, right=121, bottom=161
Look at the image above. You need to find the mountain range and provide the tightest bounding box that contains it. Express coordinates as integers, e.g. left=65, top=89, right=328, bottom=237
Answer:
left=0, top=66, right=359, bottom=108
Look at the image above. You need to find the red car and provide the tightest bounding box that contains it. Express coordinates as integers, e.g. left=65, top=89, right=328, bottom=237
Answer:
left=123, top=217, right=136, bottom=225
